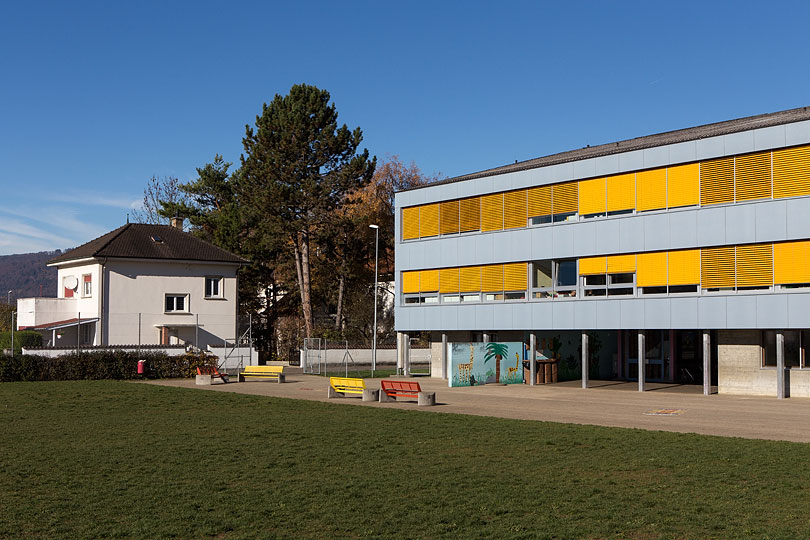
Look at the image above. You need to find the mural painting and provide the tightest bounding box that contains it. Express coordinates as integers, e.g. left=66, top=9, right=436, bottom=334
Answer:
left=450, top=342, right=524, bottom=387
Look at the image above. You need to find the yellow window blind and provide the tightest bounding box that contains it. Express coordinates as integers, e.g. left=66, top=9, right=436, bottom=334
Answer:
left=606, top=254, right=636, bottom=273
left=481, top=264, right=504, bottom=292
left=503, top=190, right=528, bottom=229
left=419, top=203, right=439, bottom=238
left=668, top=249, right=700, bottom=286
left=735, top=244, right=773, bottom=288
left=402, top=271, right=419, bottom=293
left=503, top=263, right=527, bottom=291
left=439, top=268, right=460, bottom=293
left=459, top=197, right=481, bottom=232
left=439, top=200, right=460, bottom=235
left=701, top=246, right=735, bottom=288
left=527, top=185, right=551, bottom=218
left=419, top=269, right=439, bottom=292
left=667, top=163, right=699, bottom=208
left=579, top=256, right=607, bottom=275
left=700, top=157, right=734, bottom=206
left=578, top=177, right=606, bottom=216
left=459, top=266, right=481, bottom=292
left=636, top=168, right=667, bottom=212
left=636, top=252, right=668, bottom=287
left=773, top=145, right=810, bottom=199
left=480, top=193, right=504, bottom=231
left=607, top=173, right=635, bottom=213
left=774, top=241, right=810, bottom=285
left=735, top=152, right=772, bottom=202
left=402, top=207, right=419, bottom=240
left=552, top=182, right=578, bottom=214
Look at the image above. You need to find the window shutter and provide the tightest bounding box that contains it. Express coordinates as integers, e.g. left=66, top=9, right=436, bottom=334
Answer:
left=774, top=241, right=810, bottom=285
left=419, top=269, right=439, bottom=292
left=700, top=157, right=734, bottom=205
left=578, top=177, right=606, bottom=216
left=480, top=193, right=504, bottom=231
left=606, top=254, right=636, bottom=273
left=402, top=207, right=419, bottom=240
left=503, top=263, right=527, bottom=291
left=636, top=168, right=667, bottom=212
left=606, top=173, right=635, bottom=213
left=439, top=268, right=460, bottom=293
left=579, top=256, right=607, bottom=275
left=735, top=243, right=773, bottom=287
left=527, top=185, right=551, bottom=218
left=773, top=145, right=810, bottom=199
left=667, top=163, right=699, bottom=208
left=419, top=203, right=439, bottom=238
left=402, top=271, right=419, bottom=293
left=668, top=249, right=700, bottom=286
left=552, top=182, right=578, bottom=214
left=440, top=200, right=460, bottom=235
left=503, top=190, right=527, bottom=229
left=481, top=265, right=504, bottom=292
left=636, top=252, right=668, bottom=287
left=735, top=152, right=771, bottom=202
left=700, top=246, right=735, bottom=288
left=459, top=266, right=481, bottom=292
left=459, top=197, right=481, bottom=232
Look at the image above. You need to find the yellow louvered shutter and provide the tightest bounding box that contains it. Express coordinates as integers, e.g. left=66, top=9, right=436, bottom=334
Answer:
left=668, top=249, right=700, bottom=286
left=527, top=185, right=552, bottom=218
left=637, top=252, right=668, bottom=287
left=578, top=178, right=606, bottom=216
left=402, top=271, right=419, bottom=293
left=735, top=244, right=773, bottom=287
left=503, top=263, right=527, bottom=291
left=402, top=207, right=419, bottom=240
left=503, top=190, right=527, bottom=229
left=579, top=256, right=607, bottom=275
left=774, top=241, right=810, bottom=284
left=439, top=268, right=459, bottom=293
left=637, top=168, right=667, bottom=212
left=459, top=197, right=480, bottom=232
left=419, top=203, right=439, bottom=238
left=701, top=246, right=735, bottom=288
left=606, top=254, right=636, bottom=273
left=773, top=145, right=810, bottom=198
left=419, top=269, right=439, bottom=292
left=440, top=200, right=459, bottom=235
left=735, top=152, right=772, bottom=202
left=552, top=182, right=578, bottom=214
left=459, top=266, right=481, bottom=292
left=481, top=265, right=504, bottom=291
left=607, top=173, right=635, bottom=213
left=667, top=163, right=699, bottom=208
left=700, top=157, right=734, bottom=205
left=480, top=193, right=503, bottom=231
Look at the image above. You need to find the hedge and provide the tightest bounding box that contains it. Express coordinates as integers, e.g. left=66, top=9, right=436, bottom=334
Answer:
left=0, top=350, right=217, bottom=382
left=0, top=331, right=43, bottom=353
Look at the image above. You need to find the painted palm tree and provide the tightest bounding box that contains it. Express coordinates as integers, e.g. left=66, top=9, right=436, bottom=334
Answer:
left=484, top=342, right=509, bottom=383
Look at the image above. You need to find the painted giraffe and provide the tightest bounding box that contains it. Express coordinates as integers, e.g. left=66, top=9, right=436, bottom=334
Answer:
left=457, top=343, right=474, bottom=384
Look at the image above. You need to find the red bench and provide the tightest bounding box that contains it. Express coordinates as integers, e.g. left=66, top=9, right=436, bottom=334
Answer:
left=197, top=365, right=229, bottom=383
left=380, top=380, right=424, bottom=402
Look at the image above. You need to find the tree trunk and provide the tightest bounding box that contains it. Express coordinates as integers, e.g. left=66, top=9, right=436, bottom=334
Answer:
left=335, top=274, right=344, bottom=331
left=293, top=231, right=314, bottom=338
left=495, top=354, right=501, bottom=383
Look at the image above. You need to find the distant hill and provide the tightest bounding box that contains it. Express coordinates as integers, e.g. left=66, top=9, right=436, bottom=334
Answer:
left=0, top=251, right=61, bottom=301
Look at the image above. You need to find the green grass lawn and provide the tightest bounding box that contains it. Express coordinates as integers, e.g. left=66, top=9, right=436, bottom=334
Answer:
left=2, top=381, right=809, bottom=539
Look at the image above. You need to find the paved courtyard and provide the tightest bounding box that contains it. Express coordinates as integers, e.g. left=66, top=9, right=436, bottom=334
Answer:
left=148, top=371, right=810, bottom=443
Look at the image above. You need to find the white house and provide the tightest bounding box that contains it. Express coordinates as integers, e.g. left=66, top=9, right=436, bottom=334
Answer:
left=17, top=219, right=246, bottom=350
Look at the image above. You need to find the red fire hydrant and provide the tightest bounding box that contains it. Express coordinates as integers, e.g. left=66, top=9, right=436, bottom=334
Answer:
left=137, top=359, right=145, bottom=375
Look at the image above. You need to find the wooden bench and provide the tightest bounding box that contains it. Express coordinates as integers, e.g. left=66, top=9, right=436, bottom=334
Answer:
left=196, top=365, right=229, bottom=384
left=380, top=380, right=435, bottom=406
left=238, top=365, right=285, bottom=383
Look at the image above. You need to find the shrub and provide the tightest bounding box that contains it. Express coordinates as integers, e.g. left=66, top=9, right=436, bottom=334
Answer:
left=0, top=331, right=43, bottom=353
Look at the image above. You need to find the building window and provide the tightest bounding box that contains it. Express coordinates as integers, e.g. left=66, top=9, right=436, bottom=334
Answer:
left=82, top=274, right=92, bottom=297
left=762, top=330, right=809, bottom=368
left=165, top=294, right=189, bottom=313
left=205, top=277, right=223, bottom=298
left=531, top=259, right=577, bottom=299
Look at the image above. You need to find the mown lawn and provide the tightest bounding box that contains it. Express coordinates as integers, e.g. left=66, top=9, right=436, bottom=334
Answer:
left=1, top=381, right=808, bottom=539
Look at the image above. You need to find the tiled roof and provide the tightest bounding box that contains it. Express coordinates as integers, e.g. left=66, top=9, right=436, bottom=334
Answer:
left=48, top=224, right=247, bottom=265
left=399, top=106, right=810, bottom=192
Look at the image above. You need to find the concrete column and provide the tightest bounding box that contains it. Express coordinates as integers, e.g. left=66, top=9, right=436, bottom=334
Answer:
left=776, top=332, right=786, bottom=399
left=396, top=332, right=407, bottom=375
left=702, top=330, right=711, bottom=396
left=441, top=333, right=448, bottom=380
left=581, top=332, right=589, bottom=389
left=529, top=333, right=537, bottom=387
left=638, top=331, right=646, bottom=392
left=483, top=333, right=490, bottom=344
left=404, top=334, right=411, bottom=376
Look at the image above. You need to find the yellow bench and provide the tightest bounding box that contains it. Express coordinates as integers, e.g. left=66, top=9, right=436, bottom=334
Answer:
left=238, top=365, right=285, bottom=383
left=328, top=377, right=365, bottom=397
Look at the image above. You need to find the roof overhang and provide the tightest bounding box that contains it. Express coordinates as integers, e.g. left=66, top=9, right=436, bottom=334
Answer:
left=20, top=317, right=99, bottom=331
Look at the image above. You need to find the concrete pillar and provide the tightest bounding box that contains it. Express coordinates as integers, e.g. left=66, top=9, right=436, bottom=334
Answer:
left=396, top=332, right=407, bottom=375
left=529, top=333, right=537, bottom=387
left=581, top=332, right=589, bottom=389
left=483, top=333, right=490, bottom=344
left=776, top=332, right=785, bottom=399
left=441, top=333, right=448, bottom=380
left=404, top=334, right=411, bottom=377
left=702, top=330, right=711, bottom=396
left=638, top=331, right=646, bottom=392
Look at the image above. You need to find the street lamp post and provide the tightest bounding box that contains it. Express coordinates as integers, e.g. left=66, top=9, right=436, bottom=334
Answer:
left=6, top=290, right=11, bottom=305
left=369, top=224, right=379, bottom=377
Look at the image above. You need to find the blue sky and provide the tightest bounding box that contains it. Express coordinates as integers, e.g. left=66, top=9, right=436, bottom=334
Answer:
left=2, top=1, right=809, bottom=255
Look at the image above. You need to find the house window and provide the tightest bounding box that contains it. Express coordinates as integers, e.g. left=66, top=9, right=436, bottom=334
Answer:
left=165, top=294, right=189, bottom=313
left=205, top=277, right=223, bottom=298
left=82, top=274, right=92, bottom=297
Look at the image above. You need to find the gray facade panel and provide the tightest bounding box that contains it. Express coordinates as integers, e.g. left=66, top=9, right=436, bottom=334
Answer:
left=723, top=130, right=755, bottom=156
left=755, top=200, right=787, bottom=242
left=477, top=234, right=494, bottom=267
left=785, top=197, right=810, bottom=239
left=643, top=212, right=670, bottom=251
left=457, top=305, right=477, bottom=331
left=511, top=303, right=533, bottom=331
left=552, top=225, right=575, bottom=258
left=788, top=294, right=810, bottom=328
left=574, top=221, right=598, bottom=255
left=643, top=145, right=669, bottom=169
left=669, top=210, right=697, bottom=249
left=396, top=306, right=410, bottom=331
left=696, top=207, right=727, bottom=246
left=511, top=169, right=539, bottom=190
left=511, top=229, right=532, bottom=262
left=423, top=306, right=441, bottom=332
left=492, top=303, right=514, bottom=330
left=695, top=136, right=725, bottom=161
left=530, top=226, right=554, bottom=260
left=456, top=235, right=479, bottom=267
left=573, top=158, right=596, bottom=180
left=492, top=231, right=512, bottom=263
left=726, top=295, right=758, bottom=328
left=574, top=301, right=597, bottom=329
left=596, top=300, right=621, bottom=329
left=724, top=204, right=756, bottom=245
left=440, top=304, right=459, bottom=331
left=594, top=154, right=620, bottom=176
left=618, top=150, right=644, bottom=173
left=422, top=240, right=443, bottom=270
left=552, top=302, right=574, bottom=329
left=595, top=219, right=621, bottom=255
left=439, top=237, right=460, bottom=269
left=698, top=296, right=727, bottom=328
left=475, top=304, right=494, bottom=331
left=670, top=297, right=699, bottom=328
left=668, top=141, right=697, bottom=165
left=620, top=216, right=645, bottom=253
left=409, top=242, right=425, bottom=270
left=756, top=294, right=788, bottom=328
left=644, top=298, right=671, bottom=328
left=754, top=125, right=786, bottom=151
left=620, top=299, right=644, bottom=328
left=531, top=301, right=554, bottom=329
left=785, top=120, right=810, bottom=147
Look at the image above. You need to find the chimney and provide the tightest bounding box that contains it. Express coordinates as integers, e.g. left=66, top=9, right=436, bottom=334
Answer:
left=170, top=217, right=184, bottom=230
